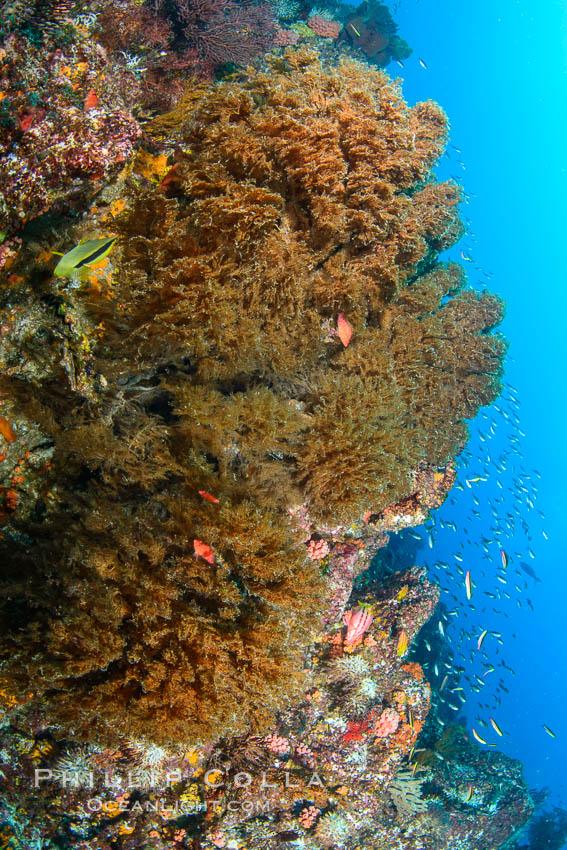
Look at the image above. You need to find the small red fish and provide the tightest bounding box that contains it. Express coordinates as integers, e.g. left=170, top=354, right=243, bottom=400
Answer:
left=194, top=539, right=215, bottom=564
left=19, top=113, right=34, bottom=131
left=84, top=89, right=99, bottom=110
left=198, top=490, right=220, bottom=504
left=158, top=163, right=180, bottom=193
left=337, top=313, right=352, bottom=347
left=343, top=606, right=373, bottom=646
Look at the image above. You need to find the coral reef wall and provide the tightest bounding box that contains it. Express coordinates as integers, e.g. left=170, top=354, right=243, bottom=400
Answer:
left=0, top=49, right=506, bottom=752
left=111, top=48, right=505, bottom=526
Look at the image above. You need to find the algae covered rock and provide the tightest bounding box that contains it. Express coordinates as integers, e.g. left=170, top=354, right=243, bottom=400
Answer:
left=0, top=50, right=504, bottom=755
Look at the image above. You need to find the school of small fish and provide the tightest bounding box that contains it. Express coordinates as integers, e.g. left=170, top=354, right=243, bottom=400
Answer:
left=356, top=75, right=561, bottom=754
left=405, top=380, right=556, bottom=759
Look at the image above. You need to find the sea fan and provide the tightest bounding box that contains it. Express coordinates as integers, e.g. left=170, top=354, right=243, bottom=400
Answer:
left=388, top=769, right=429, bottom=821
left=175, top=0, right=277, bottom=66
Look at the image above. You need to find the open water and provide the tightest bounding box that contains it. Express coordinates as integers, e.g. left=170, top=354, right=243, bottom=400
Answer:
left=395, top=0, right=567, bottom=841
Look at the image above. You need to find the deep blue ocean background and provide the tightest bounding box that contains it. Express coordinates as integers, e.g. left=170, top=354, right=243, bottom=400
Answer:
left=385, top=0, right=567, bottom=832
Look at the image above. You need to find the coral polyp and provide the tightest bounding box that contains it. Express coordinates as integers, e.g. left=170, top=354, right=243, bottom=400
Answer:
left=328, top=655, right=372, bottom=685
left=314, top=812, right=353, bottom=847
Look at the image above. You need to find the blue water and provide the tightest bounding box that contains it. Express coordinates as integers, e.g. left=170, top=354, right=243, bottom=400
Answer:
left=388, top=0, right=567, bottom=830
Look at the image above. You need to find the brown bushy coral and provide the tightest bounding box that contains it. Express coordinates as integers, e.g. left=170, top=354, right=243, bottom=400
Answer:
left=0, top=49, right=504, bottom=747
left=0, top=386, right=323, bottom=746
left=108, top=48, right=504, bottom=520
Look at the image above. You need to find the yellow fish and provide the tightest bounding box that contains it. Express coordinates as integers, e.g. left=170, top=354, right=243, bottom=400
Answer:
left=472, top=728, right=487, bottom=745
left=53, top=236, right=117, bottom=281
left=490, top=717, right=503, bottom=737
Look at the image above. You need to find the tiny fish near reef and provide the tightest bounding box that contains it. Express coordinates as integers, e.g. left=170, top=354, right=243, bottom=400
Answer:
left=194, top=539, right=215, bottom=563
left=337, top=313, right=352, bottom=346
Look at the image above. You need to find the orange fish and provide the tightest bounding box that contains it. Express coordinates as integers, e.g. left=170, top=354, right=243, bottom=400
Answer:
left=337, top=313, right=352, bottom=347
left=84, top=89, right=99, bottom=110
left=198, top=490, right=220, bottom=504
left=19, top=112, right=34, bottom=131
left=0, top=417, right=17, bottom=443
left=158, top=163, right=180, bottom=193
left=397, top=629, right=408, bottom=656
left=194, top=539, right=215, bottom=564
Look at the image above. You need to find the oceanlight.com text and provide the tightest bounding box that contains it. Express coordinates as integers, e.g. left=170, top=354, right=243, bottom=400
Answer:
left=85, top=796, right=273, bottom=817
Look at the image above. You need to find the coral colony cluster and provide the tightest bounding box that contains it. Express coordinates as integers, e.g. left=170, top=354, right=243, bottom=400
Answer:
left=0, top=0, right=533, bottom=847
